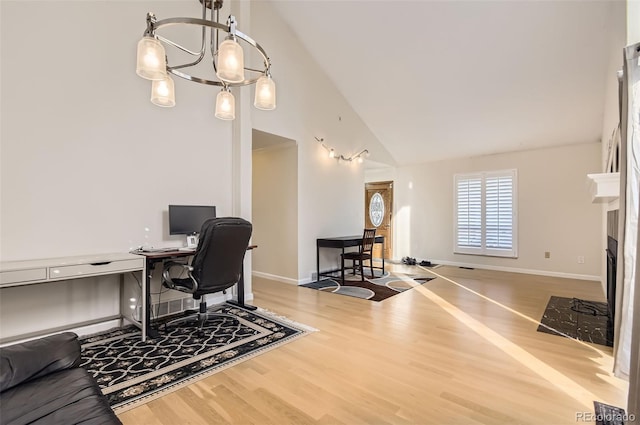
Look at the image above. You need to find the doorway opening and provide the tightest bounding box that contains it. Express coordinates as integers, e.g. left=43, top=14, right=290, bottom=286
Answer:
left=252, top=129, right=298, bottom=283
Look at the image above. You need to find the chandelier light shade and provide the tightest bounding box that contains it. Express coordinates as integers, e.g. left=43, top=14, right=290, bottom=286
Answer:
left=136, top=36, right=167, bottom=81
left=215, top=88, right=235, bottom=120
left=135, top=0, right=276, bottom=120
left=254, top=74, right=276, bottom=110
left=151, top=75, right=175, bottom=107
left=217, top=37, right=245, bottom=83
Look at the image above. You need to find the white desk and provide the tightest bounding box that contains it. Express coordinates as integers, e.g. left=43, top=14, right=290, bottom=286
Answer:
left=0, top=253, right=145, bottom=344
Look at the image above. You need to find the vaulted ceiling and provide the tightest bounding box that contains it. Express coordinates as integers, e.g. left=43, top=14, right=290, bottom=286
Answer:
left=269, top=0, right=621, bottom=166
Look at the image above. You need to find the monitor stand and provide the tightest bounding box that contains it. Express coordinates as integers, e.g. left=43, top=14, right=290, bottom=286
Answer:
left=186, top=234, right=198, bottom=248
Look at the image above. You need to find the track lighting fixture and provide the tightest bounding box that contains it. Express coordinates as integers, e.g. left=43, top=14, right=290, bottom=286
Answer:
left=315, top=137, right=369, bottom=164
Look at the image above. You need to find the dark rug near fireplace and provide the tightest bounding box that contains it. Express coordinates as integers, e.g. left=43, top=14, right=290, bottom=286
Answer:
left=79, top=303, right=314, bottom=413
left=302, top=270, right=435, bottom=301
left=537, top=296, right=613, bottom=347
left=593, top=401, right=627, bottom=425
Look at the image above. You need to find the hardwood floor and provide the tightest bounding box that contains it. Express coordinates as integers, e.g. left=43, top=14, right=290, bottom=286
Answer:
left=118, top=265, right=628, bottom=424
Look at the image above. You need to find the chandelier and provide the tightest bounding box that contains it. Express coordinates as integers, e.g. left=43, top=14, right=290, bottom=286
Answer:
left=135, top=0, right=276, bottom=120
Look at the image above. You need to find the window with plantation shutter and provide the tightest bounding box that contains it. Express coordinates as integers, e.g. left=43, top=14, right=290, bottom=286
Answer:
left=456, top=176, right=482, bottom=249
left=454, top=170, right=517, bottom=258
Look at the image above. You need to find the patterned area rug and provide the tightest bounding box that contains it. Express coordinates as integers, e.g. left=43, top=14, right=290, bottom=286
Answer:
left=79, top=303, right=314, bottom=413
left=302, top=270, right=435, bottom=301
left=537, top=296, right=613, bottom=347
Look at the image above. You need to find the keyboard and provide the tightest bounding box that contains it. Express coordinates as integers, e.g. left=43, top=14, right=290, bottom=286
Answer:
left=139, top=247, right=179, bottom=253
left=178, top=247, right=196, bottom=252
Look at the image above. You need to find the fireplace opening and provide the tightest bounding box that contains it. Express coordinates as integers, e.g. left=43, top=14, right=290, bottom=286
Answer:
left=606, top=209, right=618, bottom=341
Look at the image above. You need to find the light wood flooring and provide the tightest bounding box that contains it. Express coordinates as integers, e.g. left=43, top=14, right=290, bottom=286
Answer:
left=118, top=265, right=628, bottom=424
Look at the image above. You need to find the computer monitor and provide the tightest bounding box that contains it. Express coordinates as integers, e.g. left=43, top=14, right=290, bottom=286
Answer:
left=169, top=205, right=216, bottom=247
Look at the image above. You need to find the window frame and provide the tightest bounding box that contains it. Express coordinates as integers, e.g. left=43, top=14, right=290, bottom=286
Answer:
left=453, top=169, right=518, bottom=258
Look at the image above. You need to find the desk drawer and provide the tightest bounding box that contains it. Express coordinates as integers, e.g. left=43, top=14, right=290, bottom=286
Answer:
left=49, top=259, right=143, bottom=279
left=0, top=268, right=48, bottom=286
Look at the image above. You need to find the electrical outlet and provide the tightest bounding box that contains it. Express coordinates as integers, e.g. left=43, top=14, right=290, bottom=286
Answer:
left=544, top=251, right=550, bottom=259
left=578, top=256, right=585, bottom=264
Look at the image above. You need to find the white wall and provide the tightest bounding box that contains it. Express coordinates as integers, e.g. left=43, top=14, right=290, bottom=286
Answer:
left=629, top=1, right=640, bottom=45
left=601, top=2, right=627, bottom=168
left=0, top=1, right=238, bottom=337
left=0, top=276, right=121, bottom=339
left=1, top=1, right=234, bottom=261
left=249, top=1, right=393, bottom=282
left=252, top=142, right=298, bottom=283
left=382, top=143, right=603, bottom=279
left=366, top=167, right=397, bottom=186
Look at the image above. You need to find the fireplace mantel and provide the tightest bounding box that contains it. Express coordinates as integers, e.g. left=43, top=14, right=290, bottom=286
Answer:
left=587, top=172, right=620, bottom=204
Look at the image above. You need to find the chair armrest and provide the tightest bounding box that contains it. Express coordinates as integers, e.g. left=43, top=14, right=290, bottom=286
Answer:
left=0, top=332, right=81, bottom=393
left=162, top=261, right=197, bottom=293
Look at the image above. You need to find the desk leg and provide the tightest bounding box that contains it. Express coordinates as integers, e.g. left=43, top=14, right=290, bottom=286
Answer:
left=141, top=262, right=148, bottom=342
left=119, top=275, right=124, bottom=328
left=316, top=241, right=320, bottom=282
left=341, top=247, right=345, bottom=283
left=144, top=260, right=160, bottom=340
left=227, top=266, right=257, bottom=311
left=382, top=239, right=385, bottom=274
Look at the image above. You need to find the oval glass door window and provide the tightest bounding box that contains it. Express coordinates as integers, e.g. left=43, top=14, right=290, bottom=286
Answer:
left=369, top=192, right=384, bottom=227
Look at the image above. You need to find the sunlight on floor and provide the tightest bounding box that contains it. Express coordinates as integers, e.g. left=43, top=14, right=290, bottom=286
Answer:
left=424, top=268, right=611, bottom=360
left=392, top=268, right=626, bottom=409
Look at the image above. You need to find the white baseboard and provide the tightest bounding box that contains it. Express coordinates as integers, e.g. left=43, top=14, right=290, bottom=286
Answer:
left=254, top=261, right=599, bottom=287
left=428, top=259, right=601, bottom=281
left=252, top=271, right=301, bottom=285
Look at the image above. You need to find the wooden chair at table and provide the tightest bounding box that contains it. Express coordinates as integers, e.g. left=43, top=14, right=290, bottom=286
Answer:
left=341, top=228, right=377, bottom=282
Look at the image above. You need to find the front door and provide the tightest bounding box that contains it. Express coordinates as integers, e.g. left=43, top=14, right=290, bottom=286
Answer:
left=365, top=181, right=393, bottom=261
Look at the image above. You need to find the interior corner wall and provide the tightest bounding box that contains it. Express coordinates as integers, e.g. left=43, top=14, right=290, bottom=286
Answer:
left=249, top=1, right=390, bottom=283
left=252, top=145, right=298, bottom=282
left=392, top=143, right=603, bottom=279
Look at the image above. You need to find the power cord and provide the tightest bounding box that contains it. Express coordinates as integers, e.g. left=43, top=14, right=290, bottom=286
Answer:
left=128, top=259, right=190, bottom=323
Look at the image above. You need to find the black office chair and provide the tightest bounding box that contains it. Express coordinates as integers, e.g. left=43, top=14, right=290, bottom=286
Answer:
left=341, top=228, right=376, bottom=281
left=161, top=217, right=252, bottom=331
